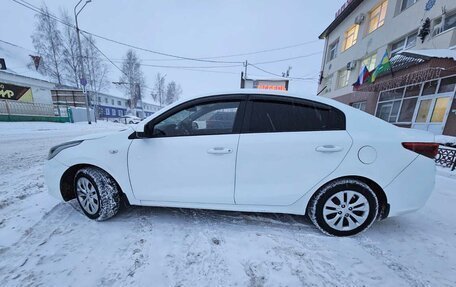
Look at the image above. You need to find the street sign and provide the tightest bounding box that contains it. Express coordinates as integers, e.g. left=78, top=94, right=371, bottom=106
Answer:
left=80, top=78, right=87, bottom=87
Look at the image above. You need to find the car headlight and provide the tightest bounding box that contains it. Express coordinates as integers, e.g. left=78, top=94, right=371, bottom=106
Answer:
left=48, top=140, right=83, bottom=160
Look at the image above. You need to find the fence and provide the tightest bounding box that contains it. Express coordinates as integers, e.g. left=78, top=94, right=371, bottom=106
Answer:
left=435, top=146, right=456, bottom=171
left=0, top=100, right=54, bottom=116
left=0, top=100, right=69, bottom=122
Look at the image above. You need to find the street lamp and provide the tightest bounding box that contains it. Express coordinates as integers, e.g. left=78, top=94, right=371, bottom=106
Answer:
left=74, top=0, right=92, bottom=124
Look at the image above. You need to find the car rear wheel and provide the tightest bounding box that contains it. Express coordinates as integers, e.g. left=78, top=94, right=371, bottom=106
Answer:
left=308, top=179, right=378, bottom=236
left=74, top=167, right=121, bottom=221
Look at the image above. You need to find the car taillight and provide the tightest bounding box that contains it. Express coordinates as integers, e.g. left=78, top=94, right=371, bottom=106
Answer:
left=402, top=142, right=440, bottom=159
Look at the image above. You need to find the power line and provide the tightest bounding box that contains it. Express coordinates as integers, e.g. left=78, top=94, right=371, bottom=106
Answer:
left=12, top=0, right=320, bottom=66
left=254, top=52, right=322, bottom=65
left=248, top=63, right=317, bottom=81
left=12, top=0, right=242, bottom=64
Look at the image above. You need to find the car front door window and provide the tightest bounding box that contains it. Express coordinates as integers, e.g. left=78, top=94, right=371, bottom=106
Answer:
left=152, top=101, right=241, bottom=137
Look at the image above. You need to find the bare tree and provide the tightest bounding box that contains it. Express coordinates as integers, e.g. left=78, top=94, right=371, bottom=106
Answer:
left=165, top=81, right=182, bottom=105
left=119, top=50, right=145, bottom=111
left=152, top=73, right=166, bottom=107
left=83, top=35, right=110, bottom=96
left=31, top=4, right=64, bottom=84
left=60, top=10, right=80, bottom=88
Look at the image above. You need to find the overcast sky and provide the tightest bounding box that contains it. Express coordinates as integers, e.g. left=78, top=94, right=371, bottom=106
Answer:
left=2, top=0, right=346, bottom=101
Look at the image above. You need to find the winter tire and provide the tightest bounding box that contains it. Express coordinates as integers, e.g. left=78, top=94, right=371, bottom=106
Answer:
left=308, top=179, right=378, bottom=237
left=74, top=167, right=121, bottom=221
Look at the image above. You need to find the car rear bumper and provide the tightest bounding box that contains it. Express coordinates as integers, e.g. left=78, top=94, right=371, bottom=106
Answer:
left=385, top=155, right=436, bottom=217
left=44, top=159, right=68, bottom=201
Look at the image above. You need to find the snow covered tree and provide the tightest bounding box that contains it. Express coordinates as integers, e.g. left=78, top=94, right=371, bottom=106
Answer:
left=165, top=81, right=182, bottom=105
left=118, top=50, right=145, bottom=110
left=31, top=4, right=64, bottom=84
left=152, top=73, right=166, bottom=107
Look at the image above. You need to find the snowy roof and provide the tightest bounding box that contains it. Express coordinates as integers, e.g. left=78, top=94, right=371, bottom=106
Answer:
left=400, top=49, right=456, bottom=61
left=0, top=40, right=52, bottom=83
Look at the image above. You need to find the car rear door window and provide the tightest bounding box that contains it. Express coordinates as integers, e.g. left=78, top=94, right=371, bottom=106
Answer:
left=247, top=99, right=345, bottom=133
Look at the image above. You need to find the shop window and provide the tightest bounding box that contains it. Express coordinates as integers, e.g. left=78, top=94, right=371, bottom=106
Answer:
left=377, top=87, right=418, bottom=123
left=430, top=97, right=451, bottom=123
left=105, top=108, right=110, bottom=115
left=379, top=88, right=404, bottom=101
left=398, top=98, right=418, bottom=122
left=400, top=0, right=417, bottom=12
left=438, top=76, right=456, bottom=93
left=404, top=84, right=421, bottom=97
left=368, top=1, right=388, bottom=34
left=422, top=80, right=438, bottom=96
left=352, top=101, right=367, bottom=111
left=343, top=25, right=359, bottom=51
left=361, top=53, right=377, bottom=72
left=328, top=40, right=339, bottom=61
left=376, top=101, right=401, bottom=122
left=337, top=69, right=351, bottom=89
left=415, top=99, right=432, bottom=122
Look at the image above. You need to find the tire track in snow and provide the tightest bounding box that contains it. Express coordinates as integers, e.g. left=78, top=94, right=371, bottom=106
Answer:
left=0, top=203, right=74, bottom=285
left=356, top=235, right=431, bottom=287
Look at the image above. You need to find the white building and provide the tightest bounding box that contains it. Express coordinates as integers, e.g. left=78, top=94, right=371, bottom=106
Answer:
left=318, top=0, right=456, bottom=135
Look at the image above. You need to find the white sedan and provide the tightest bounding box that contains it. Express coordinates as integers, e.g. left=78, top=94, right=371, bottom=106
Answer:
left=44, top=90, right=437, bottom=236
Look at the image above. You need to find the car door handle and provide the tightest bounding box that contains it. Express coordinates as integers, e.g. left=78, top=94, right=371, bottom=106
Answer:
left=207, top=147, right=233, bottom=155
left=315, top=145, right=343, bottom=153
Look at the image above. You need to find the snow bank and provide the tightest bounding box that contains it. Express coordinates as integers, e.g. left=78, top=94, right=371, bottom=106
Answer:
left=435, top=135, right=456, bottom=146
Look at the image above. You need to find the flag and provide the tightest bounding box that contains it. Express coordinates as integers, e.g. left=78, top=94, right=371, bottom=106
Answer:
left=371, top=51, right=393, bottom=82
left=353, top=65, right=372, bottom=89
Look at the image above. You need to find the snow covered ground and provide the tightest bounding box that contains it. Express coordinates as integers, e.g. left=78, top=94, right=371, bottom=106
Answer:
left=0, top=122, right=455, bottom=287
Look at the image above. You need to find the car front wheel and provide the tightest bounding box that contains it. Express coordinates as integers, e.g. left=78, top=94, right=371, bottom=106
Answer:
left=74, top=167, right=121, bottom=221
left=308, top=179, right=378, bottom=236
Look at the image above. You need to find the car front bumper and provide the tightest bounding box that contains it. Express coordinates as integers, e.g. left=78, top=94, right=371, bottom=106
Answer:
left=44, top=159, right=69, bottom=201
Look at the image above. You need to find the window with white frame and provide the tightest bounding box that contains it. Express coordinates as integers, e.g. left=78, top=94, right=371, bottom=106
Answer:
left=337, top=69, right=351, bottom=89
left=327, top=40, right=339, bottom=61
left=433, top=10, right=456, bottom=36
left=352, top=101, right=367, bottom=111
left=343, top=25, right=359, bottom=51
left=104, top=97, right=108, bottom=104
left=361, top=53, right=377, bottom=72
left=105, top=108, right=110, bottom=115
left=111, top=99, right=114, bottom=105
left=368, top=1, right=388, bottom=34
left=401, top=0, right=417, bottom=12
left=117, top=100, right=121, bottom=106
left=321, top=74, right=333, bottom=94
left=390, top=32, right=418, bottom=57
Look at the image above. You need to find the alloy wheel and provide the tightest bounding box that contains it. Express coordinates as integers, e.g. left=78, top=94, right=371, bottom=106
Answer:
left=322, top=190, right=370, bottom=231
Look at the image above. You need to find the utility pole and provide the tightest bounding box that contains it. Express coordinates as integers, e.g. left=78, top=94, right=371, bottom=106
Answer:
left=244, top=60, right=248, bottom=79
left=74, top=0, right=92, bottom=124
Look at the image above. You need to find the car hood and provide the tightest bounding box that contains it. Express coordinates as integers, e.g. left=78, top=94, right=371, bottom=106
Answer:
left=71, top=127, right=134, bottom=142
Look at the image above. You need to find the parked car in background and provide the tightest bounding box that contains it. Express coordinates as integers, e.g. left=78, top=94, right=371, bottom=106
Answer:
left=45, top=90, right=438, bottom=236
left=117, top=115, right=141, bottom=124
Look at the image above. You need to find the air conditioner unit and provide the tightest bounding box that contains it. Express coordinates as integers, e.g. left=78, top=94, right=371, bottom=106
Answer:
left=346, top=61, right=356, bottom=70
left=354, top=14, right=365, bottom=25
